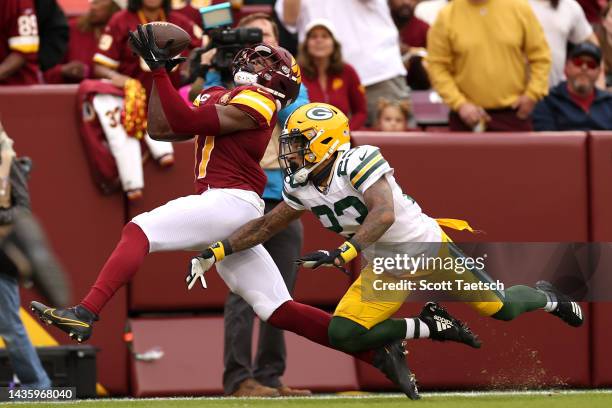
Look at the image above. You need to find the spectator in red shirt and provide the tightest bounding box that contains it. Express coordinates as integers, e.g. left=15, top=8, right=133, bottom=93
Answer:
left=390, top=0, right=429, bottom=48
left=375, top=97, right=412, bottom=131
left=0, top=0, right=40, bottom=85
left=576, top=0, right=604, bottom=23
left=297, top=19, right=367, bottom=130
left=44, top=0, right=122, bottom=84
left=171, top=0, right=202, bottom=27
left=389, top=0, right=431, bottom=90
left=93, top=0, right=202, bottom=91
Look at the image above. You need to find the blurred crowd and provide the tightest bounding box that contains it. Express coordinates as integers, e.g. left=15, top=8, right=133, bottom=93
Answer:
left=1, top=0, right=611, bottom=133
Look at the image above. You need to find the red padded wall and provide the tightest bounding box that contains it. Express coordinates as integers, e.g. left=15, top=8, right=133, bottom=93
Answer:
left=293, top=212, right=351, bottom=305
left=587, top=132, right=612, bottom=387
left=350, top=132, right=590, bottom=389
left=0, top=86, right=129, bottom=394
left=352, top=132, right=589, bottom=241
left=129, top=317, right=358, bottom=396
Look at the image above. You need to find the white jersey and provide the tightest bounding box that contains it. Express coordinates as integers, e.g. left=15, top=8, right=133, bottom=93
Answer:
left=282, top=145, right=442, bottom=260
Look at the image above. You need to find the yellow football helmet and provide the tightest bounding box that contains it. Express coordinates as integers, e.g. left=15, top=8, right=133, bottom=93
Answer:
left=279, top=103, right=350, bottom=184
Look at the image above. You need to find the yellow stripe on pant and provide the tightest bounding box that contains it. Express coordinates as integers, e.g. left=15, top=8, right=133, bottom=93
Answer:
left=333, top=219, right=503, bottom=329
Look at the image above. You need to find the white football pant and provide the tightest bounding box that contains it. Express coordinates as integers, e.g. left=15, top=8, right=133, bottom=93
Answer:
left=92, top=94, right=174, bottom=191
left=131, top=188, right=292, bottom=320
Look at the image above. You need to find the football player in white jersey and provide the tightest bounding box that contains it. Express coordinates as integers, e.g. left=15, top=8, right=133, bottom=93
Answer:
left=189, top=102, right=583, bottom=380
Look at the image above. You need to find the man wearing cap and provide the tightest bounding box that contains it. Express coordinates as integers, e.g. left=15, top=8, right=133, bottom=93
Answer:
left=533, top=42, right=612, bottom=130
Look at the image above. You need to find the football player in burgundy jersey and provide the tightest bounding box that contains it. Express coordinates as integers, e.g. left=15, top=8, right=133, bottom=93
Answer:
left=0, top=0, right=40, bottom=85
left=93, top=0, right=202, bottom=91
left=31, top=25, right=424, bottom=399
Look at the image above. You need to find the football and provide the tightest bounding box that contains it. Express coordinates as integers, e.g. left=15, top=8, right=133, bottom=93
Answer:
left=129, top=22, right=190, bottom=58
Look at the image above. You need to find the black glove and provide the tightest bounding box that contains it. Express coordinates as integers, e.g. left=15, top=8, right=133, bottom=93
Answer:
left=295, top=249, right=350, bottom=275
left=128, top=24, right=184, bottom=72
left=295, top=241, right=361, bottom=275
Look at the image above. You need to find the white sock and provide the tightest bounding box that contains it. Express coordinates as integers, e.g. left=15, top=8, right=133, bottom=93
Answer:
left=539, top=291, right=557, bottom=312
left=404, top=318, right=431, bottom=339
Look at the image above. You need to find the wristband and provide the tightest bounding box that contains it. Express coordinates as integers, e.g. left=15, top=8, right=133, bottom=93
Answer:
left=209, top=239, right=233, bottom=261
left=338, top=240, right=361, bottom=263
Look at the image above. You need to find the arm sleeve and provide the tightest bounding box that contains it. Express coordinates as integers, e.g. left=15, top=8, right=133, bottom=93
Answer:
left=278, top=83, right=309, bottom=127
left=345, top=146, right=393, bottom=194
left=345, top=65, right=368, bottom=130
left=152, top=69, right=221, bottom=135
left=228, top=88, right=278, bottom=128
left=93, top=16, right=122, bottom=69
left=425, top=11, right=468, bottom=111
left=522, top=3, right=552, bottom=101
left=531, top=98, right=557, bottom=131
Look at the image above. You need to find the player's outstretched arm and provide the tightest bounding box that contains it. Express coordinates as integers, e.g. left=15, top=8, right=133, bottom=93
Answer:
left=350, top=176, right=396, bottom=251
left=150, top=69, right=259, bottom=139
left=148, top=82, right=190, bottom=141
left=187, top=202, right=304, bottom=289
left=229, top=202, right=304, bottom=253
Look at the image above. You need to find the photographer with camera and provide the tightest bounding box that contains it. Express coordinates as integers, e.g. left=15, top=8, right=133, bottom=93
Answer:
left=0, top=121, right=70, bottom=390
left=185, top=7, right=310, bottom=397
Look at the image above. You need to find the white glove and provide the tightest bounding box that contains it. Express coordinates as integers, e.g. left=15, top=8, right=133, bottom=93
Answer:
left=186, top=252, right=215, bottom=290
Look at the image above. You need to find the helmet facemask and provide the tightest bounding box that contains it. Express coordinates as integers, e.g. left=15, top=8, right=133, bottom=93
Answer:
left=279, top=128, right=312, bottom=184
left=279, top=127, right=340, bottom=185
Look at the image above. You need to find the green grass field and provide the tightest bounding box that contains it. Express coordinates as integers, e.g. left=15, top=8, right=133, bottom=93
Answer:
left=4, top=391, right=612, bottom=408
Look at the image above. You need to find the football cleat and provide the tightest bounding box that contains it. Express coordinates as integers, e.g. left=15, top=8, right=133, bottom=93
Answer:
left=536, top=281, right=584, bottom=327
left=372, top=340, right=420, bottom=400
left=419, top=302, right=482, bottom=348
left=30, top=301, right=98, bottom=343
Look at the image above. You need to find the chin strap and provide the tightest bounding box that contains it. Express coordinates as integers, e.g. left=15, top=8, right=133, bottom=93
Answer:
left=233, top=70, right=258, bottom=86
left=309, top=153, right=338, bottom=187
left=292, top=139, right=340, bottom=184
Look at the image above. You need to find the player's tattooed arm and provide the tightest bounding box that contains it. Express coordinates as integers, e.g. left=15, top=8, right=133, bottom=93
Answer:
left=350, top=177, right=395, bottom=251
left=228, top=202, right=304, bottom=252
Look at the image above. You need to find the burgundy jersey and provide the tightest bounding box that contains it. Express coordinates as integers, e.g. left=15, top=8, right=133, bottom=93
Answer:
left=0, top=0, right=40, bottom=85
left=192, top=85, right=279, bottom=196
left=171, top=2, right=203, bottom=27
left=43, top=19, right=99, bottom=84
left=93, top=9, right=202, bottom=93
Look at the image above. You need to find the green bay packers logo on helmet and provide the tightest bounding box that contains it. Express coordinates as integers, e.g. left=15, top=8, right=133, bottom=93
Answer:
left=279, top=103, right=351, bottom=184
left=305, top=106, right=334, bottom=120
